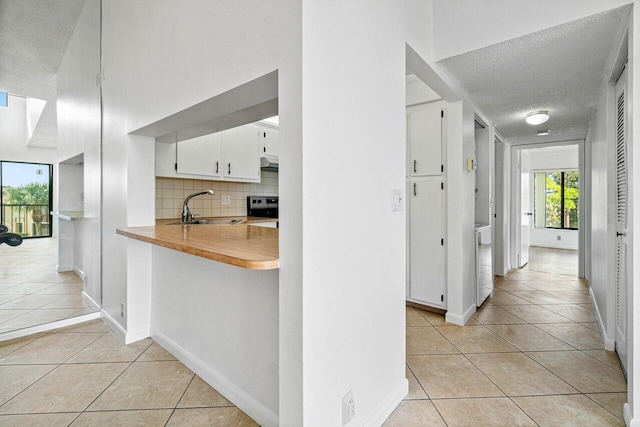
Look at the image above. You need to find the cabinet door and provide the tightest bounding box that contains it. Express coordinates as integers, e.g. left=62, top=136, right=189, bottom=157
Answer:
left=260, top=127, right=279, bottom=157
left=221, top=125, right=261, bottom=181
left=177, top=133, right=222, bottom=177
left=409, top=102, right=442, bottom=177
left=409, top=177, right=444, bottom=307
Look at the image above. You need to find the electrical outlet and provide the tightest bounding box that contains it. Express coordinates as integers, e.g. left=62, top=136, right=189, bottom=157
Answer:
left=221, top=195, right=231, bottom=206
left=342, top=390, right=355, bottom=425
left=557, top=235, right=561, bottom=241
left=392, top=189, right=404, bottom=212
left=121, top=302, right=126, bottom=318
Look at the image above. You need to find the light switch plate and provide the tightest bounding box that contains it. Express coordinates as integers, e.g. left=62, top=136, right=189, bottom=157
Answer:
left=392, top=189, right=404, bottom=212
left=221, top=195, right=231, bottom=206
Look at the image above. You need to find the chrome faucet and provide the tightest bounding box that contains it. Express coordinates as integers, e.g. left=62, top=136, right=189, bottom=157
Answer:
left=182, top=190, right=215, bottom=223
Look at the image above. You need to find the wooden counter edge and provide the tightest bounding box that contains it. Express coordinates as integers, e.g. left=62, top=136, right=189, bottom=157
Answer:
left=116, top=228, right=279, bottom=271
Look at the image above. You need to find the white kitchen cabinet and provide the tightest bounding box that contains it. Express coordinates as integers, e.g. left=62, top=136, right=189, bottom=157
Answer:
left=155, top=124, right=262, bottom=183
left=259, top=126, right=279, bottom=157
left=408, top=101, right=443, bottom=177
left=177, top=133, right=222, bottom=177
left=222, top=125, right=261, bottom=181
left=408, top=177, right=445, bottom=308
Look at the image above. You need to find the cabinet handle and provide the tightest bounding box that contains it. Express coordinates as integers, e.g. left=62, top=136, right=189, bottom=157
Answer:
left=228, top=163, right=231, bottom=174
left=413, top=160, right=417, bottom=173
left=216, top=161, right=219, bottom=174
left=413, top=183, right=417, bottom=196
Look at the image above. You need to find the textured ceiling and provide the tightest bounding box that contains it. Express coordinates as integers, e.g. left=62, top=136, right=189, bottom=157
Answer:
left=0, top=0, right=86, bottom=148
left=436, top=6, right=630, bottom=146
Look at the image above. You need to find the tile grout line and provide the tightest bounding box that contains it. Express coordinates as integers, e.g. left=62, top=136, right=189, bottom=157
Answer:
left=164, top=373, right=197, bottom=427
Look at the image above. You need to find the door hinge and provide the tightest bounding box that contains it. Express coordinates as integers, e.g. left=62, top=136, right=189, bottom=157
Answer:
left=441, top=294, right=444, bottom=302
left=441, top=182, right=444, bottom=190
left=441, top=164, right=444, bottom=173
left=441, top=238, right=444, bottom=246
left=441, top=110, right=444, bottom=118
left=174, top=162, right=177, bottom=171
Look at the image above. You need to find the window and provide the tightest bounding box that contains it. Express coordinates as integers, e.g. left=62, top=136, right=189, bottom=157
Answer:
left=534, top=170, right=579, bottom=230
left=0, top=92, right=7, bottom=108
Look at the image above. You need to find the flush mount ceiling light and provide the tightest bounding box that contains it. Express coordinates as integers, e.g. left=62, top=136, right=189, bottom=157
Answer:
left=537, top=130, right=550, bottom=136
left=526, top=111, right=549, bottom=125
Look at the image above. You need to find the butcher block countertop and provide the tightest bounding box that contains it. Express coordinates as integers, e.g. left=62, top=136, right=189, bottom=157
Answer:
left=116, top=217, right=279, bottom=270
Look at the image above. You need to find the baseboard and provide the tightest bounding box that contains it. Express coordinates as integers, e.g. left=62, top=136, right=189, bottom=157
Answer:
left=57, top=264, right=73, bottom=273
left=589, top=287, right=615, bottom=351
left=101, top=309, right=126, bottom=342
left=0, top=312, right=101, bottom=342
left=152, top=332, right=279, bottom=427
left=624, top=403, right=634, bottom=426
left=82, top=291, right=100, bottom=311
left=364, top=378, right=408, bottom=427
left=445, top=303, right=476, bottom=326
left=74, top=268, right=86, bottom=281
left=530, top=243, right=579, bottom=251
left=125, top=326, right=151, bottom=345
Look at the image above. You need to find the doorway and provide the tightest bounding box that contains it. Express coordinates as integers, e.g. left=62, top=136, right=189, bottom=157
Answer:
left=513, top=144, right=582, bottom=278
left=0, top=161, right=53, bottom=238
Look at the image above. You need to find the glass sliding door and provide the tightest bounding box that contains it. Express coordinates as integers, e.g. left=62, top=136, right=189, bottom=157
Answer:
left=0, top=161, right=53, bottom=238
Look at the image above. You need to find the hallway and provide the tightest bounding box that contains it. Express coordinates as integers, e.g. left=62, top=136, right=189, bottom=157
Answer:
left=391, top=269, right=626, bottom=426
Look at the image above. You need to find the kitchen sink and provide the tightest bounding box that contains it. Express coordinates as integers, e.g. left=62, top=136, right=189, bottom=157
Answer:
left=167, top=218, right=245, bottom=226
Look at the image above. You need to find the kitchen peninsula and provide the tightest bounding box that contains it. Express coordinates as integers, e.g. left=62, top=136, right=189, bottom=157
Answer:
left=116, top=218, right=280, bottom=426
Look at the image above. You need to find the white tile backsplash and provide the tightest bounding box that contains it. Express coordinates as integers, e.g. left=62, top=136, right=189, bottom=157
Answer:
left=155, top=171, right=278, bottom=219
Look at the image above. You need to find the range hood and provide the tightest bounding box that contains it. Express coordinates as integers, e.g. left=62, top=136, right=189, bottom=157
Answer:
left=260, top=154, right=279, bottom=171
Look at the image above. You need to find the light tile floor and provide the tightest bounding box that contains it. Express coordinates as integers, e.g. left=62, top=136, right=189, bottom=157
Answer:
left=0, top=238, right=97, bottom=335
left=0, top=319, right=257, bottom=426
left=524, top=246, right=579, bottom=276
left=389, top=268, right=627, bottom=426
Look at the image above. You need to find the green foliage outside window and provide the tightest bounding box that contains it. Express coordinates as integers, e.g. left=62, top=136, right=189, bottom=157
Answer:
left=535, top=170, right=579, bottom=230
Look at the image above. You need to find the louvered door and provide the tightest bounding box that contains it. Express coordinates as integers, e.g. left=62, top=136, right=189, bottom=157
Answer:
left=615, top=65, right=628, bottom=375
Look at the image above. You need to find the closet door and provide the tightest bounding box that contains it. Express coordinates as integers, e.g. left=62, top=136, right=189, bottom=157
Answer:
left=614, top=65, right=628, bottom=375
left=408, top=102, right=443, bottom=177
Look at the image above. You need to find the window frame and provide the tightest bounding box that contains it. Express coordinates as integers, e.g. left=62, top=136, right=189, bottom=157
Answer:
left=533, top=169, right=579, bottom=231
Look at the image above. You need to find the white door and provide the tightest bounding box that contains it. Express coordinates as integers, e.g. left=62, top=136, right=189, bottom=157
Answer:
left=221, top=125, right=261, bottom=181
left=615, top=65, right=628, bottom=375
left=177, top=133, right=222, bottom=177
left=409, top=102, right=443, bottom=177
left=519, top=151, right=531, bottom=267
left=409, top=177, right=445, bottom=308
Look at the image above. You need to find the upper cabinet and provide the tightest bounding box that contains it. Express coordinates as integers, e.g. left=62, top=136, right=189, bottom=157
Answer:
left=221, top=125, right=261, bottom=181
left=156, top=123, right=272, bottom=183
left=177, top=133, right=222, bottom=177
left=260, top=127, right=279, bottom=158
left=408, top=101, right=443, bottom=177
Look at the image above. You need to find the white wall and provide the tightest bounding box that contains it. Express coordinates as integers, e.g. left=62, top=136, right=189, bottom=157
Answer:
left=56, top=0, right=101, bottom=306
left=151, top=246, right=279, bottom=425
left=0, top=96, right=58, bottom=165
left=100, top=1, right=304, bottom=424
left=301, top=1, right=407, bottom=424
left=494, top=139, right=511, bottom=275
left=528, top=145, right=580, bottom=250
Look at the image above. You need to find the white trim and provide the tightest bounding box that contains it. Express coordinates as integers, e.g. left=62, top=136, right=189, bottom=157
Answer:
left=0, top=312, right=101, bottom=342
left=624, top=403, right=633, bottom=426
left=57, top=264, right=73, bottom=272
left=74, top=268, right=87, bottom=281
left=530, top=243, right=580, bottom=251
left=152, top=331, right=279, bottom=427
left=82, top=291, right=100, bottom=311
left=125, top=326, right=151, bottom=345
left=363, top=379, right=408, bottom=427
left=101, top=309, right=126, bottom=342
left=445, top=303, right=476, bottom=325
left=590, top=287, right=615, bottom=351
